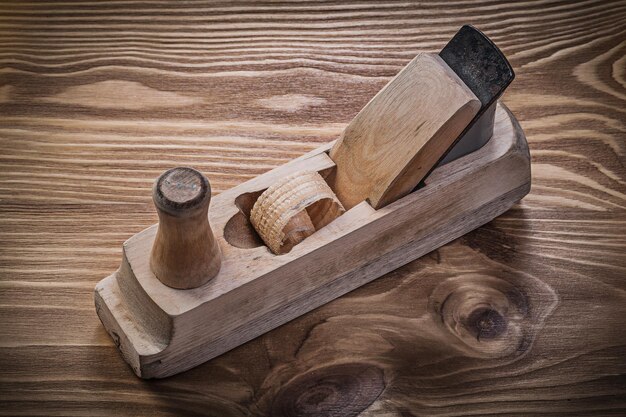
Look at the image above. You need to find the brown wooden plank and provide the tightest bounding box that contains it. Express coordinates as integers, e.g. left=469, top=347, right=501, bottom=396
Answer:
left=0, top=0, right=625, bottom=415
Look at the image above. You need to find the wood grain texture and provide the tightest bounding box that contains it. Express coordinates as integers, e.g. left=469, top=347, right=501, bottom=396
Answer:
left=0, top=0, right=625, bottom=415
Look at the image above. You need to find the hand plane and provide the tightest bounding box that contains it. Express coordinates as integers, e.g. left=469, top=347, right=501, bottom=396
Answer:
left=94, top=25, right=530, bottom=378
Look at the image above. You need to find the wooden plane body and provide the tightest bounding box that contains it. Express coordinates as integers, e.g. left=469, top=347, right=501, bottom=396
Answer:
left=94, top=102, right=530, bottom=379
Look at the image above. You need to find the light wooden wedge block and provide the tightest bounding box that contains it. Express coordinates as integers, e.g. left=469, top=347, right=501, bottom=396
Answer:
left=94, top=103, right=530, bottom=379
left=329, top=53, right=481, bottom=209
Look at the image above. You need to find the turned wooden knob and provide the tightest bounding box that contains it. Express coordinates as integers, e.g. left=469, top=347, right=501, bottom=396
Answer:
left=150, top=167, right=221, bottom=289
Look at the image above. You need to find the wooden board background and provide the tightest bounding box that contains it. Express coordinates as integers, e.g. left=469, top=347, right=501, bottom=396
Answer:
left=0, top=1, right=625, bottom=415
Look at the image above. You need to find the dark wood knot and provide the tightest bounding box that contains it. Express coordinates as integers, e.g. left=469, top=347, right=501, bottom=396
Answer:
left=271, top=363, right=385, bottom=417
left=426, top=273, right=553, bottom=358
left=466, top=307, right=507, bottom=340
